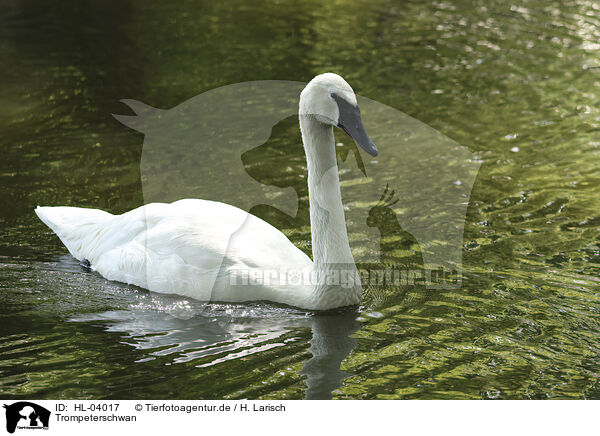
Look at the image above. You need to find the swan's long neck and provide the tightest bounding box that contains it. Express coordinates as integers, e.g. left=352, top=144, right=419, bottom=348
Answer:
left=300, top=115, right=356, bottom=273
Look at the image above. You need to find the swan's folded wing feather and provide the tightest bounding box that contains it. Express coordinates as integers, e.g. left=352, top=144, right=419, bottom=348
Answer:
left=94, top=199, right=311, bottom=301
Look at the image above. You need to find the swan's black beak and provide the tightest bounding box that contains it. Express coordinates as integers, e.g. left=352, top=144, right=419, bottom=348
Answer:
left=332, top=93, right=378, bottom=157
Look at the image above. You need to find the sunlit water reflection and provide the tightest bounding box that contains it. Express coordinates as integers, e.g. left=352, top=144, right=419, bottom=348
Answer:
left=1, top=0, right=600, bottom=399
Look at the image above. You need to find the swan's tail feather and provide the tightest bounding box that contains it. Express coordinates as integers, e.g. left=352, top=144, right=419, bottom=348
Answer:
left=35, top=206, right=114, bottom=261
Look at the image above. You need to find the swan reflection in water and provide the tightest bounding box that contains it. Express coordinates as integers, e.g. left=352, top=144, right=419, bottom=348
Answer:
left=72, top=300, right=360, bottom=399
left=300, top=310, right=360, bottom=399
left=57, top=248, right=360, bottom=399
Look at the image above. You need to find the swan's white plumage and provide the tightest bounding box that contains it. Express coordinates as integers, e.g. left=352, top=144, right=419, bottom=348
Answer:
left=35, top=200, right=318, bottom=306
left=35, top=73, right=371, bottom=310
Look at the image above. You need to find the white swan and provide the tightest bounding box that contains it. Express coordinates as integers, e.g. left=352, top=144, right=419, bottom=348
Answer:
left=35, top=73, right=378, bottom=310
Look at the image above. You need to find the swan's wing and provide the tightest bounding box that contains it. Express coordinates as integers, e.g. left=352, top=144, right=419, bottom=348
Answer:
left=91, top=199, right=311, bottom=301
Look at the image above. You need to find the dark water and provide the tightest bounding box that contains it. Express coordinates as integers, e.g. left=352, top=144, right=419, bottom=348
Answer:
left=1, top=0, right=600, bottom=399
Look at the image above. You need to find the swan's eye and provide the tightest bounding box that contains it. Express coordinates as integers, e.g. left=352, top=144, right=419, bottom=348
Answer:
left=330, top=92, right=337, bottom=99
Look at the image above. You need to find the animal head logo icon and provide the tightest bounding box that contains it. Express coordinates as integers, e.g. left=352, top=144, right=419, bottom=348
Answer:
left=113, top=80, right=480, bottom=293
left=3, top=402, right=50, bottom=434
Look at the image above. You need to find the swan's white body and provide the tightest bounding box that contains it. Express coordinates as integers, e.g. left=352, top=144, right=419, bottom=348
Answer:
left=35, top=73, right=377, bottom=310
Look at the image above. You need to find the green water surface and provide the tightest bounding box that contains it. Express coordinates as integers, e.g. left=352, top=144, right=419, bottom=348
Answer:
left=1, top=0, right=599, bottom=399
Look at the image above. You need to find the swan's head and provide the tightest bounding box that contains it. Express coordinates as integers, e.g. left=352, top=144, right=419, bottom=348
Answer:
left=300, top=73, right=378, bottom=157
